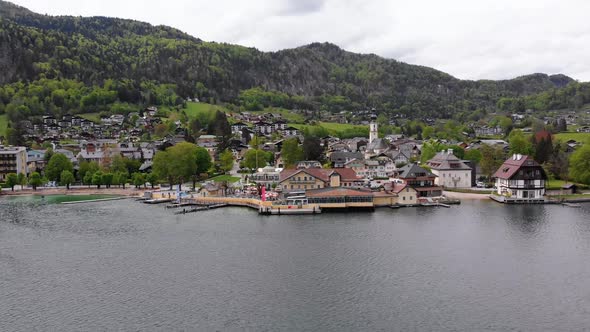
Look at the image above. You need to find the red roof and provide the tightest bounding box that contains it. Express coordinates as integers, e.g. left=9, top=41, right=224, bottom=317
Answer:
left=493, top=155, right=540, bottom=179
left=306, top=187, right=373, bottom=197
left=279, top=168, right=360, bottom=183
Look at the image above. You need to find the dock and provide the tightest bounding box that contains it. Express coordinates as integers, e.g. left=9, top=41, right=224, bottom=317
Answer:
left=259, top=206, right=321, bottom=215
left=144, top=198, right=173, bottom=204
left=173, top=204, right=228, bottom=214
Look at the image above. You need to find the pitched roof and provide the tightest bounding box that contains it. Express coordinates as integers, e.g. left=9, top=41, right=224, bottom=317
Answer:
left=397, top=163, right=436, bottom=179
left=306, top=187, right=373, bottom=197
left=366, top=138, right=390, bottom=151
left=426, top=150, right=472, bottom=170
left=279, top=168, right=361, bottom=182
left=492, top=155, right=545, bottom=180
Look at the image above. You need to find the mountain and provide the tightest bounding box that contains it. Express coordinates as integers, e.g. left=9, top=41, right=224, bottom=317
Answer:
left=0, top=0, right=580, bottom=119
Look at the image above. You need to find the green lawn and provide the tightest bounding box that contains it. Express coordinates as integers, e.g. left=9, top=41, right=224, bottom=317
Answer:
left=546, top=179, right=588, bottom=190
left=79, top=112, right=101, bottom=123
left=183, top=102, right=228, bottom=118
left=555, top=132, right=590, bottom=143
left=208, top=175, right=241, bottom=183
left=0, top=114, right=7, bottom=137
left=290, top=121, right=368, bottom=137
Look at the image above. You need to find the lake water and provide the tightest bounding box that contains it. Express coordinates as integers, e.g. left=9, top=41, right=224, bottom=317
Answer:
left=1, top=198, right=589, bottom=331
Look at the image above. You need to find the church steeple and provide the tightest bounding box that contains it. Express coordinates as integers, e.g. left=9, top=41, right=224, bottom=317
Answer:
left=369, top=110, right=378, bottom=143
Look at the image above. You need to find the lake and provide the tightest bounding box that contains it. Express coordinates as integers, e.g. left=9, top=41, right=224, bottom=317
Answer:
left=1, top=198, right=589, bottom=331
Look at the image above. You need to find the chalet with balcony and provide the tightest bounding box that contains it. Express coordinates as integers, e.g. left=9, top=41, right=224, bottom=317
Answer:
left=492, top=154, right=547, bottom=203
left=397, top=163, right=443, bottom=197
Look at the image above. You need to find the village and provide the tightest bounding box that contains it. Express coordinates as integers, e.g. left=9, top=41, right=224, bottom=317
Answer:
left=2, top=104, right=589, bottom=213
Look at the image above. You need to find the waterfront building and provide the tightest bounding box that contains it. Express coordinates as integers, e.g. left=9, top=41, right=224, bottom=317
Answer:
left=493, top=154, right=547, bottom=203
left=279, top=168, right=363, bottom=192
left=0, top=145, right=28, bottom=181
left=426, top=149, right=473, bottom=188
left=250, top=166, right=282, bottom=189
left=397, top=163, right=443, bottom=197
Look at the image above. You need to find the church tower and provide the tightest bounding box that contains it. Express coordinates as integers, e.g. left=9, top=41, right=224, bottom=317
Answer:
left=369, top=112, right=378, bottom=143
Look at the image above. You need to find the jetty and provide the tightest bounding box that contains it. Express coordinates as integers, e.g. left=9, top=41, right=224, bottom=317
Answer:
left=173, top=204, right=228, bottom=214
left=144, top=198, right=174, bottom=204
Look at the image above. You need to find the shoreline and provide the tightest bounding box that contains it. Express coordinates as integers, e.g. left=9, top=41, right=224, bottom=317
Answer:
left=0, top=187, right=146, bottom=197
left=443, top=190, right=491, bottom=200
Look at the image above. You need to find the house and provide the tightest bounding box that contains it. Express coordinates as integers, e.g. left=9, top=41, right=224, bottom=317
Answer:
left=273, top=120, right=287, bottom=131
left=397, top=163, right=443, bottom=197
left=426, top=149, right=473, bottom=188
left=231, top=122, right=248, bottom=135
left=26, top=149, right=46, bottom=173
left=250, top=166, right=282, bottom=189
left=364, top=154, right=396, bottom=179
left=253, top=121, right=273, bottom=135
left=474, top=126, right=503, bottom=137
left=198, top=183, right=223, bottom=197
left=296, top=160, right=322, bottom=169
left=196, top=135, right=218, bottom=148
left=330, top=152, right=363, bottom=168
left=492, top=154, right=547, bottom=203
left=387, top=150, right=410, bottom=166
left=280, top=126, right=300, bottom=137
left=279, top=168, right=363, bottom=193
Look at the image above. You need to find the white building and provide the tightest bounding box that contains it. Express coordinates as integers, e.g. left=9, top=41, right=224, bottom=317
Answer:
left=493, top=154, right=547, bottom=202
left=426, top=149, right=473, bottom=188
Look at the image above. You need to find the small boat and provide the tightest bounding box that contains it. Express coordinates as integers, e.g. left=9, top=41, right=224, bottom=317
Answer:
left=562, top=202, right=581, bottom=208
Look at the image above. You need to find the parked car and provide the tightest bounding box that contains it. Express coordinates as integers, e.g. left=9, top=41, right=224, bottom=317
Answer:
left=476, top=181, right=485, bottom=188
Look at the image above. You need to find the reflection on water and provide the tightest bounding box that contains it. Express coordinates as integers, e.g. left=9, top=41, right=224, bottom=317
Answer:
left=0, top=198, right=589, bottom=331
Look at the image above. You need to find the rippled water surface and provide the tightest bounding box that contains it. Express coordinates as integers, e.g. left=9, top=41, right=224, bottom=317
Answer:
left=1, top=198, right=589, bottom=331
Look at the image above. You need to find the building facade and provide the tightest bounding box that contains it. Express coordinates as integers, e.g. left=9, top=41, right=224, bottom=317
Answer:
left=0, top=146, right=28, bottom=181
left=426, top=149, right=473, bottom=188
left=493, top=154, right=547, bottom=202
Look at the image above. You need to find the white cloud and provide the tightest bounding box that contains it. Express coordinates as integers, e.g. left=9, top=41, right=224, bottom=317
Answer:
left=10, top=0, right=590, bottom=80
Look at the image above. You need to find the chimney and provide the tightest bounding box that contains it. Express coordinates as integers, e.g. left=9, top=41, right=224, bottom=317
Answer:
left=517, top=154, right=522, bottom=160
left=448, top=149, right=453, bottom=155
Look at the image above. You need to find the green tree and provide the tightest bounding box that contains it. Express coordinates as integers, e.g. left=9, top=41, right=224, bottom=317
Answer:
left=480, top=144, right=505, bottom=180
left=110, top=154, right=128, bottom=174
left=45, top=153, right=73, bottom=182
left=281, top=138, right=304, bottom=168
left=464, top=149, right=483, bottom=164
left=508, top=130, right=534, bottom=155
left=168, top=142, right=199, bottom=190
left=146, top=173, right=158, bottom=189
left=153, top=150, right=174, bottom=189
left=218, top=149, right=234, bottom=174
left=17, top=173, right=27, bottom=188
left=116, top=171, right=128, bottom=188
left=195, top=146, right=212, bottom=175
left=242, top=149, right=269, bottom=170
left=83, top=172, right=94, bottom=186
left=132, top=172, right=146, bottom=188
left=303, top=136, right=323, bottom=162
left=6, top=173, right=18, bottom=191
left=569, top=144, right=590, bottom=184
left=92, top=171, right=104, bottom=189
left=60, top=170, right=75, bottom=189
left=78, top=160, right=99, bottom=181
left=102, top=172, right=114, bottom=188
left=28, top=172, right=43, bottom=190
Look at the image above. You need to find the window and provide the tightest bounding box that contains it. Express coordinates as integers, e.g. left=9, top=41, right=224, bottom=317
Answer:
left=403, top=196, right=406, bottom=201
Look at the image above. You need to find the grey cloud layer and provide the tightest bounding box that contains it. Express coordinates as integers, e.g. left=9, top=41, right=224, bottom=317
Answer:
left=13, top=0, right=590, bottom=80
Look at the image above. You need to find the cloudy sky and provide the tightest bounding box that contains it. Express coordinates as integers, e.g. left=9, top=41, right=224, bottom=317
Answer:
left=10, top=0, right=590, bottom=81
